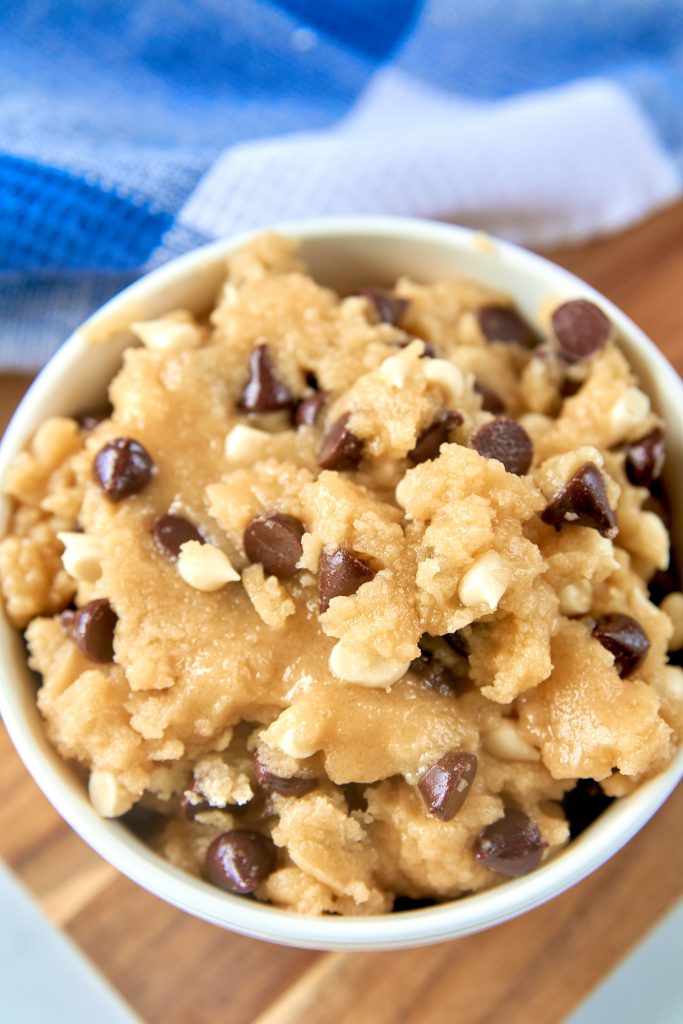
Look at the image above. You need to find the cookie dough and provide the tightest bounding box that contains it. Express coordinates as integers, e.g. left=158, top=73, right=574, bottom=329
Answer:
left=2, top=232, right=682, bottom=915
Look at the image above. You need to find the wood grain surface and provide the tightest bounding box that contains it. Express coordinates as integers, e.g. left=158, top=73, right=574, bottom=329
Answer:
left=2, top=202, right=683, bottom=1024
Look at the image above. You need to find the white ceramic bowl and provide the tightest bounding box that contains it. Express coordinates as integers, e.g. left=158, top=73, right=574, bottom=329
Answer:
left=1, top=217, right=681, bottom=951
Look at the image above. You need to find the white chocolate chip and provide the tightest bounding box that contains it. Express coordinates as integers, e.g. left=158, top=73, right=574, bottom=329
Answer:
left=656, top=664, right=683, bottom=703
left=224, top=423, right=271, bottom=461
left=271, top=726, right=312, bottom=759
left=610, top=387, right=650, bottom=440
left=661, top=592, right=683, bottom=651
left=484, top=720, right=540, bottom=762
left=394, top=474, right=411, bottom=510
left=328, top=641, right=410, bottom=689
left=131, top=310, right=203, bottom=353
left=558, top=580, right=592, bottom=616
left=88, top=770, right=135, bottom=818
left=637, top=511, right=670, bottom=571
left=423, top=359, right=468, bottom=404
left=177, top=540, right=240, bottom=591
left=262, top=708, right=320, bottom=759
left=377, top=353, right=408, bottom=389
left=57, top=531, right=103, bottom=583
left=458, top=551, right=509, bottom=610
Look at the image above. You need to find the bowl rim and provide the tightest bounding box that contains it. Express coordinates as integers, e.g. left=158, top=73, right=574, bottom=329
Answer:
left=1, top=214, right=681, bottom=951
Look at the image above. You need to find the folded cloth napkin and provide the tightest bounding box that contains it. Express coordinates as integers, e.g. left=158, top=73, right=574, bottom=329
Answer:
left=2, top=0, right=683, bottom=370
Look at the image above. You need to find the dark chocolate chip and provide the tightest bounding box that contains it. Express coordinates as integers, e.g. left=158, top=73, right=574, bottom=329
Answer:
left=471, top=418, right=533, bottom=475
left=477, top=305, right=538, bottom=348
left=152, top=513, right=203, bottom=559
left=561, top=779, right=614, bottom=839
left=625, top=427, right=666, bottom=488
left=180, top=782, right=212, bottom=820
left=120, top=804, right=166, bottom=841
left=409, top=651, right=461, bottom=696
left=408, top=411, right=462, bottom=465
left=240, top=344, right=293, bottom=413
left=649, top=565, right=681, bottom=606
left=552, top=299, right=611, bottom=362
left=359, top=287, right=410, bottom=326
left=77, top=402, right=112, bottom=431
left=473, top=807, right=547, bottom=877
left=243, top=513, right=305, bottom=578
left=317, top=413, right=364, bottom=471
left=77, top=413, right=106, bottom=431
left=474, top=381, right=506, bottom=414
left=295, top=391, right=328, bottom=427
left=253, top=754, right=317, bottom=797
left=418, top=751, right=478, bottom=821
left=541, top=462, right=617, bottom=539
left=305, top=371, right=319, bottom=389
left=319, top=547, right=375, bottom=614
left=69, top=599, right=117, bottom=662
left=592, top=613, right=650, bottom=677
left=93, top=438, right=154, bottom=501
left=392, top=896, right=438, bottom=912
left=204, top=830, right=276, bottom=895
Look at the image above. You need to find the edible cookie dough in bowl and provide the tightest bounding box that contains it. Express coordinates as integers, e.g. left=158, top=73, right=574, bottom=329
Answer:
left=1, top=217, right=682, bottom=951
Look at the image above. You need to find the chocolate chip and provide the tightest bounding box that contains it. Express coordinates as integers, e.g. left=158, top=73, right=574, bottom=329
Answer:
left=561, top=779, right=614, bottom=839
left=474, top=381, right=505, bottom=414
left=305, top=371, right=319, bottom=389
left=295, top=391, right=328, bottom=427
left=649, top=565, right=681, bottom=606
left=552, top=299, right=611, bottom=362
left=253, top=754, right=317, bottom=797
left=408, top=411, right=462, bottom=465
left=418, top=751, right=478, bottom=821
left=240, top=344, right=293, bottom=413
left=625, top=428, right=666, bottom=488
left=77, top=402, right=113, bottom=431
left=317, top=413, right=364, bottom=471
left=93, top=438, right=154, bottom=501
left=409, top=651, right=461, bottom=696
left=180, top=782, right=212, bottom=820
left=77, top=413, right=106, bottom=431
left=152, top=514, right=203, bottom=559
left=541, top=462, right=617, bottom=538
left=473, top=807, right=547, bottom=877
left=392, top=896, right=438, bottom=912
left=359, top=287, right=410, bottom=326
left=243, top=513, right=305, bottom=578
left=477, top=305, right=538, bottom=348
left=120, top=804, right=166, bottom=841
left=592, top=613, right=650, bottom=677
left=204, top=830, right=276, bottom=895
left=68, top=599, right=117, bottom=662
left=319, top=548, right=375, bottom=613
left=471, top=418, right=533, bottom=475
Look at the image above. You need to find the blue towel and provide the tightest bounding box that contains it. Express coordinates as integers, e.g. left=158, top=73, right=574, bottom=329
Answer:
left=2, top=0, right=683, bottom=370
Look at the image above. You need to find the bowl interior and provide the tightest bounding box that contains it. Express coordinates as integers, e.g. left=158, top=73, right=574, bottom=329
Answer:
left=1, top=218, right=681, bottom=950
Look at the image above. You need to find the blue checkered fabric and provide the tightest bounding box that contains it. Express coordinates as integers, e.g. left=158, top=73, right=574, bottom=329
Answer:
left=2, top=0, right=683, bottom=368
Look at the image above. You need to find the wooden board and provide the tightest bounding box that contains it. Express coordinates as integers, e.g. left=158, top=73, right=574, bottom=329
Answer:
left=2, top=202, right=683, bottom=1024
